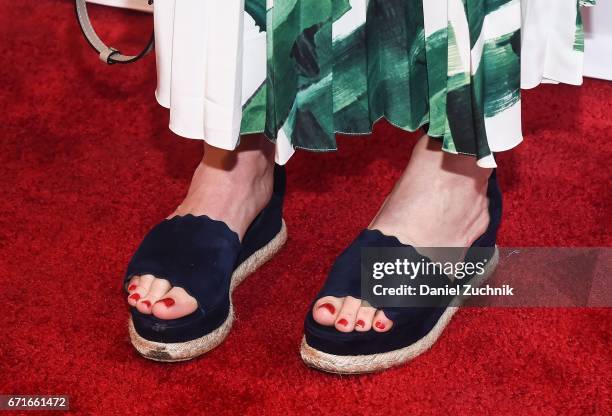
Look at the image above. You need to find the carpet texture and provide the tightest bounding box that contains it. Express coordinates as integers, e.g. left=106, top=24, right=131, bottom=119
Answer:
left=0, top=2, right=610, bottom=414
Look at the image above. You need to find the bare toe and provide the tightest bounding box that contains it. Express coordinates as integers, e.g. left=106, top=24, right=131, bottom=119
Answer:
left=127, top=276, right=140, bottom=293
left=355, top=306, right=376, bottom=332
left=335, top=296, right=361, bottom=332
left=151, top=287, right=198, bottom=319
left=312, top=296, right=343, bottom=326
left=372, top=310, right=393, bottom=333
left=127, top=275, right=153, bottom=306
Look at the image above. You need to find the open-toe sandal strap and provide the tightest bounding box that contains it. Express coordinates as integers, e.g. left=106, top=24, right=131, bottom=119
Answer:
left=314, top=229, right=409, bottom=303
left=314, top=229, right=461, bottom=326
left=125, top=215, right=241, bottom=313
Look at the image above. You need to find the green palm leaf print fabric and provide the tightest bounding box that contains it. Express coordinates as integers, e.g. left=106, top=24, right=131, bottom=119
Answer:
left=239, top=0, right=595, bottom=166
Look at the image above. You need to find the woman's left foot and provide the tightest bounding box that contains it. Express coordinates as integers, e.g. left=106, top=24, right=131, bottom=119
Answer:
left=312, top=135, right=493, bottom=333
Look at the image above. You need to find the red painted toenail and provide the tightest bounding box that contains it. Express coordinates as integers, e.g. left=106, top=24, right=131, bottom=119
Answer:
left=128, top=284, right=137, bottom=291
left=129, top=293, right=140, bottom=301
left=356, top=319, right=365, bottom=328
left=319, top=303, right=336, bottom=314
left=375, top=321, right=386, bottom=330
left=158, top=298, right=175, bottom=307
left=141, top=300, right=151, bottom=308
left=337, top=318, right=348, bottom=327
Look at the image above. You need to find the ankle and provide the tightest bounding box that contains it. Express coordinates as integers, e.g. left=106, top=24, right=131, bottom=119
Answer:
left=202, top=135, right=274, bottom=170
left=370, top=138, right=494, bottom=247
left=171, top=137, right=276, bottom=238
left=199, top=136, right=274, bottom=185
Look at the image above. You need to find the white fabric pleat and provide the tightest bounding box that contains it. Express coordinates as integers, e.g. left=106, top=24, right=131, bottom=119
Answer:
left=154, top=0, right=267, bottom=150
left=521, top=0, right=586, bottom=88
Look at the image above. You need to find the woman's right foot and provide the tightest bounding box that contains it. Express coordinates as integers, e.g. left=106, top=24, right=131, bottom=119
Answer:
left=127, top=135, right=275, bottom=320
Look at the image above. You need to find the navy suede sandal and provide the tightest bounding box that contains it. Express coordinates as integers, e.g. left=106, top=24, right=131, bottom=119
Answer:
left=125, top=165, right=287, bottom=362
left=301, top=171, right=502, bottom=374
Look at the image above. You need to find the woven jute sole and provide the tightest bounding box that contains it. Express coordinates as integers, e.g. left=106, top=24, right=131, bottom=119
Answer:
left=129, top=220, right=288, bottom=363
left=300, top=247, right=499, bottom=374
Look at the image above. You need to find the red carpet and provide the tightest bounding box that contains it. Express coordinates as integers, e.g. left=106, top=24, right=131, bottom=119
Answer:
left=1, top=2, right=610, bottom=414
